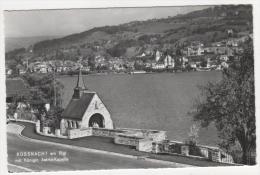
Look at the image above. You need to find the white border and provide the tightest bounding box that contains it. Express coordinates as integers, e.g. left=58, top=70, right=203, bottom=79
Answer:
left=0, top=0, right=260, bottom=175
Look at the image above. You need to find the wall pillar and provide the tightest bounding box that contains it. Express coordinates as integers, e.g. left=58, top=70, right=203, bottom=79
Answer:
left=43, top=127, right=49, bottom=135
left=210, top=150, right=221, bottom=162
left=60, top=119, right=67, bottom=135
left=77, top=121, right=82, bottom=129
left=181, top=145, right=189, bottom=156
left=36, top=120, right=40, bottom=133
left=55, top=129, right=61, bottom=136
left=73, top=121, right=77, bottom=128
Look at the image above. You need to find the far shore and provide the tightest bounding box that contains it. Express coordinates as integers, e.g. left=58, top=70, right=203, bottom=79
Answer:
left=53, top=69, right=221, bottom=78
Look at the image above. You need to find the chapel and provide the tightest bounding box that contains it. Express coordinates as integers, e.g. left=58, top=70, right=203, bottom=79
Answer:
left=60, top=69, right=113, bottom=135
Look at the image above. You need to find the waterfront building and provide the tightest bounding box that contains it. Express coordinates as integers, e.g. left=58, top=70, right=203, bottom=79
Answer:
left=155, top=50, right=161, bottom=62
left=164, top=54, right=174, bottom=68
left=187, top=46, right=204, bottom=56
left=182, top=57, right=189, bottom=68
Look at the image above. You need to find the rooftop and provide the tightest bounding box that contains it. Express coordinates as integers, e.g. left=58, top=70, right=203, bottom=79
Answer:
left=61, top=92, right=95, bottom=120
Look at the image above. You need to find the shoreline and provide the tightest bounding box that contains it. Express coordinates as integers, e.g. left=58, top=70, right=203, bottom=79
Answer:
left=56, top=70, right=221, bottom=78
left=6, top=69, right=222, bottom=79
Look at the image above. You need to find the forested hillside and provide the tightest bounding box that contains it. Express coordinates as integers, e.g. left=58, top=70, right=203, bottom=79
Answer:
left=6, top=5, right=252, bottom=63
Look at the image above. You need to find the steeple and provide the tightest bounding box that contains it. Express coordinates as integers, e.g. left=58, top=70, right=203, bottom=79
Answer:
left=76, top=67, right=86, bottom=90
left=72, top=67, right=87, bottom=99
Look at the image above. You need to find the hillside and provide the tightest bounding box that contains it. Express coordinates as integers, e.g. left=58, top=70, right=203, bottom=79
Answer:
left=6, top=5, right=252, bottom=62
left=5, top=35, right=63, bottom=52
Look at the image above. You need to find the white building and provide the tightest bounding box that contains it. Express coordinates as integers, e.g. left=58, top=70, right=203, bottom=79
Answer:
left=152, top=63, right=165, bottom=69
left=155, top=50, right=161, bottom=62
left=164, top=55, right=175, bottom=68
left=182, top=57, right=189, bottom=68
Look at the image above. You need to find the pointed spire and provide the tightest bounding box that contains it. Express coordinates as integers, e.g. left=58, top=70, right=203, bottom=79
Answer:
left=76, top=67, right=86, bottom=90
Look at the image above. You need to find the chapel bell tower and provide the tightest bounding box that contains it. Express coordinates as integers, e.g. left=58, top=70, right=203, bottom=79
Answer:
left=72, top=68, right=87, bottom=99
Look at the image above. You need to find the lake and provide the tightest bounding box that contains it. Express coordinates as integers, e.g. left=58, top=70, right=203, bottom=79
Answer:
left=58, top=71, right=222, bottom=146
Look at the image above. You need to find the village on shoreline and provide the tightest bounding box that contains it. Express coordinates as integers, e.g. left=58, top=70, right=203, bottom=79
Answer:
left=6, top=30, right=252, bottom=78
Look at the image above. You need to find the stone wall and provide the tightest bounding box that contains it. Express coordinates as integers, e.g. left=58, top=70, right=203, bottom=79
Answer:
left=218, top=151, right=234, bottom=163
left=36, top=126, right=68, bottom=139
left=154, top=140, right=234, bottom=164
left=43, top=126, right=51, bottom=135
left=199, top=147, right=209, bottom=158
left=152, top=142, right=164, bottom=154
left=119, top=128, right=167, bottom=142
left=208, top=149, right=234, bottom=163
left=209, top=149, right=221, bottom=162
left=67, top=127, right=126, bottom=139
left=34, top=119, right=234, bottom=164
left=68, top=128, right=92, bottom=139
left=146, top=131, right=167, bottom=142
left=92, top=128, right=124, bottom=137
left=137, top=139, right=153, bottom=152
left=114, top=134, right=141, bottom=147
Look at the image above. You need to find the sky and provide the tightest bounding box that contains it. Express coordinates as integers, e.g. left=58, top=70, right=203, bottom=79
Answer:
left=4, top=6, right=211, bottom=38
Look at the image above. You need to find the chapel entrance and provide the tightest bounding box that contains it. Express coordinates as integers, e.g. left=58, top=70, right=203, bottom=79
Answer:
left=89, top=113, right=104, bottom=128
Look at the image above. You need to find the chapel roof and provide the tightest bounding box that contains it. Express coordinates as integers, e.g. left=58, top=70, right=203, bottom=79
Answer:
left=61, top=92, right=95, bottom=120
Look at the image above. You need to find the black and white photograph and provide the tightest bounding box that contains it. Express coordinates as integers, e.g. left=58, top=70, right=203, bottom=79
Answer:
left=0, top=0, right=259, bottom=174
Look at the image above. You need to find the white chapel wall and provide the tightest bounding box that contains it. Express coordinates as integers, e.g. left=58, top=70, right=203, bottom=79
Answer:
left=81, top=93, right=113, bottom=129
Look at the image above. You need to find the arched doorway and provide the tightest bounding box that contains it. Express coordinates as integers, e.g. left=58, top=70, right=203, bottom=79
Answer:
left=89, top=113, right=104, bottom=128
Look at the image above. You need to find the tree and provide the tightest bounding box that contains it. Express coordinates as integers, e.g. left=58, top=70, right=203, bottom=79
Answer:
left=200, top=59, right=208, bottom=67
left=22, top=73, right=64, bottom=119
left=42, top=106, right=63, bottom=130
left=193, top=39, right=255, bottom=164
left=175, top=47, right=182, bottom=56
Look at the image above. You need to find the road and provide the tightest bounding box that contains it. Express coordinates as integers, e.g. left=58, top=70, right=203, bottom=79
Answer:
left=7, top=123, right=178, bottom=172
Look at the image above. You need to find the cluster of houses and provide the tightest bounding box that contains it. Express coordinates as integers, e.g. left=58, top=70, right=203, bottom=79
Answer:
left=135, top=48, right=228, bottom=71
left=27, top=59, right=90, bottom=74
left=95, top=56, right=134, bottom=71
left=137, top=33, right=252, bottom=71
left=6, top=59, right=91, bottom=76
left=6, top=31, right=252, bottom=76
left=6, top=55, right=135, bottom=76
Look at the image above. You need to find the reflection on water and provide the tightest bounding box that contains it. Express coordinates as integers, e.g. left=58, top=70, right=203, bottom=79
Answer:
left=59, top=71, right=222, bottom=146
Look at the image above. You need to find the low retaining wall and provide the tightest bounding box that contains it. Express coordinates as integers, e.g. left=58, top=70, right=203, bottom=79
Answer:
left=114, top=134, right=154, bottom=152
left=33, top=120, right=234, bottom=164
left=152, top=140, right=234, bottom=164
left=114, top=134, right=142, bottom=147
left=68, top=128, right=92, bottom=139
left=92, top=128, right=125, bottom=137
left=137, top=139, right=154, bottom=152
left=119, top=128, right=167, bottom=142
